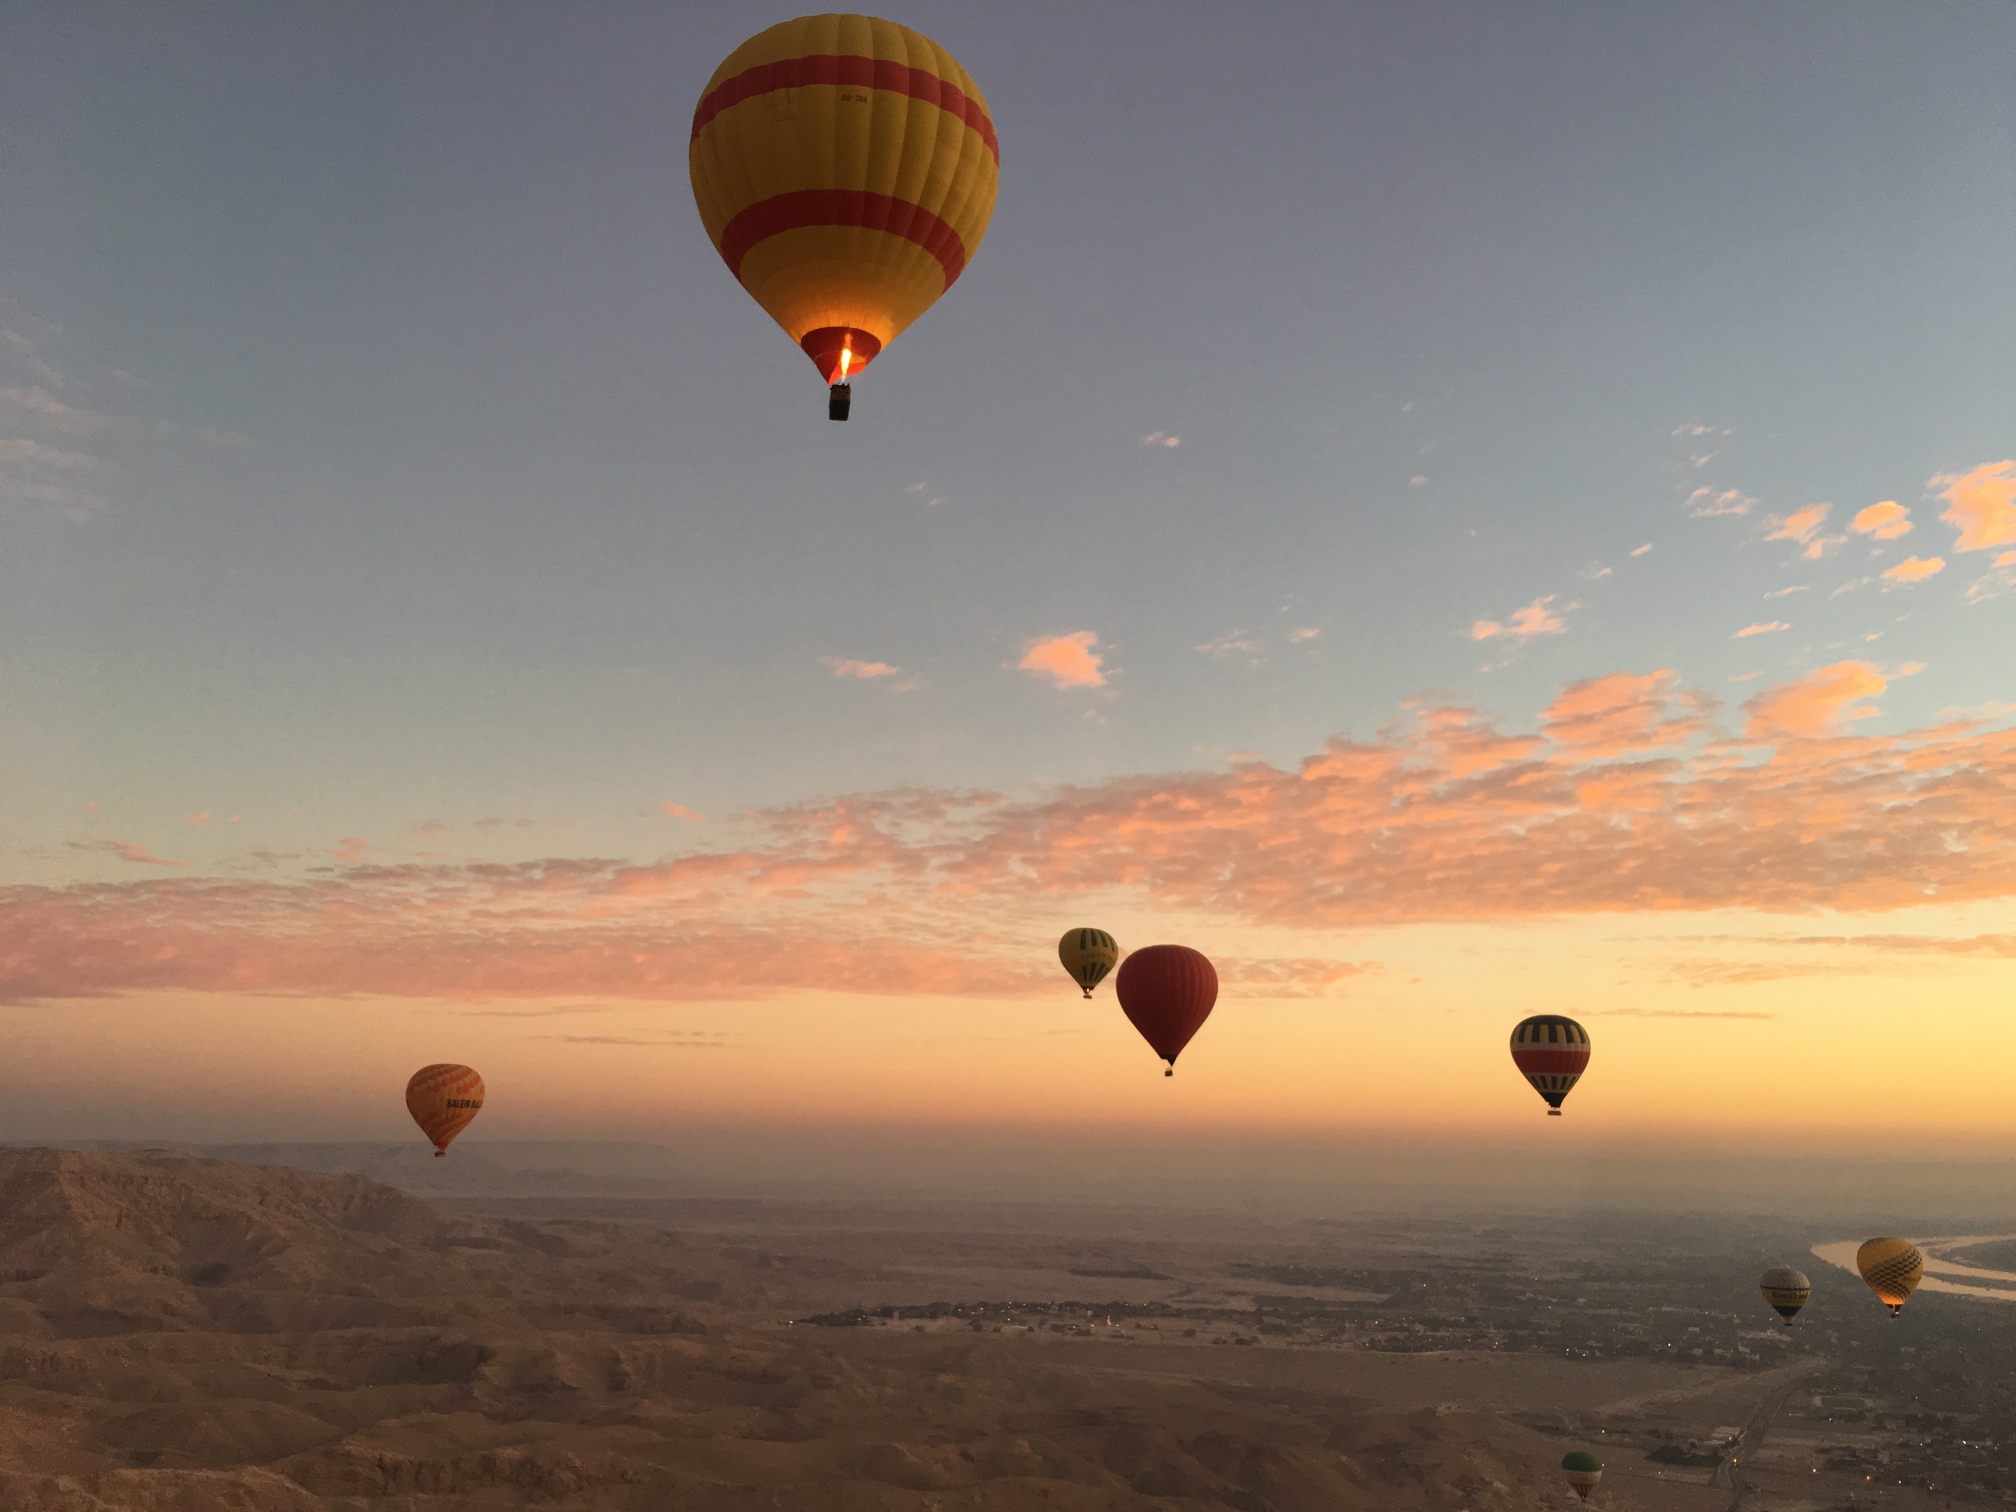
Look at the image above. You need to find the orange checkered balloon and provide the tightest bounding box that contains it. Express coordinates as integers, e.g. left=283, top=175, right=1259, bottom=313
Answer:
left=405, top=1063, right=484, bottom=1156
left=689, top=14, right=999, bottom=397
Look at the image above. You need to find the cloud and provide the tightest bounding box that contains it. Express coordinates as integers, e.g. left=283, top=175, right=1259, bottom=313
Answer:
left=1965, top=551, right=2016, bottom=604
left=1196, top=631, right=1264, bottom=663
left=1216, top=957, right=1380, bottom=998
left=1763, top=586, right=1807, bottom=599
left=822, top=657, right=902, bottom=680
left=1579, top=563, right=1613, bottom=581
left=1751, top=506, right=1844, bottom=560
left=1932, top=460, right=2016, bottom=552
left=538, top=1034, right=729, bottom=1048
left=1287, top=627, right=1321, bottom=644
left=1018, top=631, right=1107, bottom=689
left=330, top=837, right=369, bottom=863
left=80, top=839, right=190, bottom=868
left=659, top=803, right=705, bottom=821
left=1470, top=595, right=1569, bottom=642
left=1408, top=475, right=1427, bottom=488
left=1733, top=621, right=1789, bottom=638
left=1687, top=488, right=1756, bottom=517
left=1139, top=432, right=1181, bottom=448
left=10, top=669, right=2016, bottom=1004
left=1540, top=669, right=1715, bottom=758
left=0, top=433, right=117, bottom=516
left=1880, top=555, right=1945, bottom=585
left=1630, top=544, right=1653, bottom=557
left=0, top=386, right=109, bottom=436
left=1742, top=660, right=1885, bottom=740
left=1850, top=500, right=1912, bottom=540
left=1608, top=1004, right=1776, bottom=1018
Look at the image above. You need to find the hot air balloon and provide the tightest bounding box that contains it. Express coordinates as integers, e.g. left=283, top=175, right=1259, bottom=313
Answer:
left=1058, top=928, right=1119, bottom=999
left=1759, top=1266, right=1812, bottom=1326
left=1508, top=1015, right=1590, bottom=1115
left=1115, top=945, right=1217, bottom=1076
left=1560, top=1451, right=1602, bottom=1501
left=406, top=1064, right=484, bottom=1157
left=689, top=14, right=1000, bottom=421
left=1856, top=1237, right=1924, bottom=1316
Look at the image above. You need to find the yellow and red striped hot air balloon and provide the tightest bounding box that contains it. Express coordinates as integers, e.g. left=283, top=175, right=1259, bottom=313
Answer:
left=406, top=1064, right=484, bottom=1157
left=689, top=14, right=1000, bottom=420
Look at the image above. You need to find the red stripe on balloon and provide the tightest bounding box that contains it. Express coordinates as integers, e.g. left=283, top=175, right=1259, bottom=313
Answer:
left=692, top=54, right=1000, bottom=165
left=1511, top=1049, right=1590, bottom=1075
left=717, top=190, right=968, bottom=288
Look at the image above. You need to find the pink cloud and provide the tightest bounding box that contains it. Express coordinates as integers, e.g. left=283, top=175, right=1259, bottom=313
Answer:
left=1742, top=660, right=1886, bottom=740
left=1933, top=460, right=2016, bottom=552
left=106, top=840, right=188, bottom=868
left=11, top=669, right=2016, bottom=1004
left=1733, top=621, right=1790, bottom=639
left=659, top=803, right=705, bottom=822
left=1217, top=957, right=1380, bottom=998
left=821, top=657, right=901, bottom=680
left=1018, top=631, right=1107, bottom=689
left=1850, top=500, right=1912, bottom=540
left=330, top=837, right=369, bottom=863
left=1880, top=555, right=1945, bottom=585
left=1540, top=670, right=1714, bottom=758
left=1688, top=488, right=1755, bottom=518
left=1764, top=503, right=1830, bottom=545
left=1470, top=595, right=1568, bottom=641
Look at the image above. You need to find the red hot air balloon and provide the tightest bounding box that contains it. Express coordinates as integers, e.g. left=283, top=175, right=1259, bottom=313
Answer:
left=1115, top=945, right=1218, bottom=1076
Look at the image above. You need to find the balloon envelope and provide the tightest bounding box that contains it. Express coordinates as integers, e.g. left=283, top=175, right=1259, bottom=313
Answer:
left=1058, top=928, right=1119, bottom=998
left=1560, top=1451, right=1602, bottom=1500
left=1759, top=1266, right=1812, bottom=1324
left=689, top=14, right=999, bottom=388
left=1509, top=1015, right=1590, bottom=1114
left=1856, top=1237, right=1923, bottom=1315
left=406, top=1064, right=484, bottom=1156
left=1115, top=945, right=1217, bottom=1072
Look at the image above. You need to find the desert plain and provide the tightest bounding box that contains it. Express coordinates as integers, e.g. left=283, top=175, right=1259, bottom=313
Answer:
left=0, top=1146, right=2008, bottom=1511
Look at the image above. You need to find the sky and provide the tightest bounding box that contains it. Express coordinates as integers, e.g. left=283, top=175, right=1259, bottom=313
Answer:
left=2, top=3, right=2013, bottom=1168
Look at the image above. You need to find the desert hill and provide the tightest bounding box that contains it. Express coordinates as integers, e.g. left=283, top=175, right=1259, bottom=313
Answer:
left=0, top=1149, right=1755, bottom=1510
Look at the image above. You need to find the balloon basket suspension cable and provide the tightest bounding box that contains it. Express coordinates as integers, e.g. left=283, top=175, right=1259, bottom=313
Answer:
left=828, top=383, right=851, bottom=422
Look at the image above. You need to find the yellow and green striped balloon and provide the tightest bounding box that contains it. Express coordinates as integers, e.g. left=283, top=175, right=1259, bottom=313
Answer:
left=689, top=15, right=1000, bottom=397
left=1058, top=928, right=1119, bottom=999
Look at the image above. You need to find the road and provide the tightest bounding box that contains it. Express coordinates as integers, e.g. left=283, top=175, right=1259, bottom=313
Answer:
left=1714, top=1360, right=1822, bottom=1512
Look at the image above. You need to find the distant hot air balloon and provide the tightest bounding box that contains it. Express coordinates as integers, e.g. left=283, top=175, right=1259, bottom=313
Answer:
left=1560, top=1451, right=1602, bottom=1501
left=1508, top=1016, right=1590, bottom=1115
left=689, top=14, right=1000, bottom=421
left=1115, top=945, right=1217, bottom=1076
left=1759, top=1266, right=1812, bottom=1326
left=1856, top=1237, right=1924, bottom=1316
left=406, top=1064, right=484, bottom=1157
left=1058, top=928, right=1120, bottom=999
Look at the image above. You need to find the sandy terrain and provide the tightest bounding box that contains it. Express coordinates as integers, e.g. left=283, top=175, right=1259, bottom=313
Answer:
left=0, top=1149, right=1854, bottom=1510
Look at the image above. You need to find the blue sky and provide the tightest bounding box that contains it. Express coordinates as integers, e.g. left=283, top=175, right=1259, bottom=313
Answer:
left=0, top=1, right=2011, bottom=880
